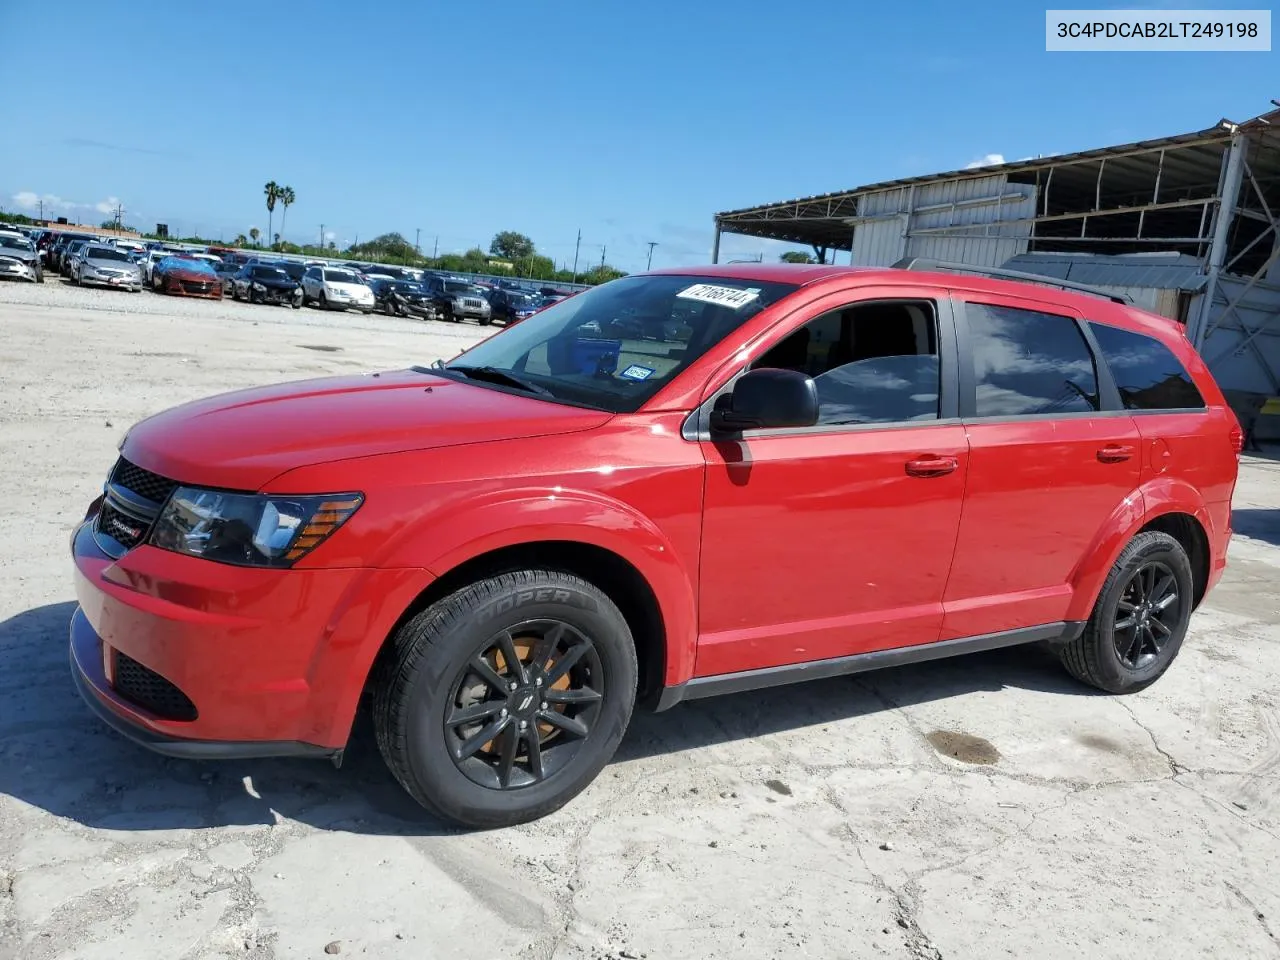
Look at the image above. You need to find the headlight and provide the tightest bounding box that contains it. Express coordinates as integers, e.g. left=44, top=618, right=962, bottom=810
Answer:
left=150, top=488, right=363, bottom=567
left=252, top=282, right=266, bottom=291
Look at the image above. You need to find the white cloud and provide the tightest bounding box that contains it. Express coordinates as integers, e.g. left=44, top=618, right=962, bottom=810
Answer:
left=95, top=196, right=121, bottom=215
left=324, top=231, right=336, bottom=242
left=965, top=153, right=1006, bottom=169
left=11, top=191, right=77, bottom=211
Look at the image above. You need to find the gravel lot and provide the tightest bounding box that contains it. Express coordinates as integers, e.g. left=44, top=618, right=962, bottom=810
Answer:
left=2, top=278, right=1280, bottom=960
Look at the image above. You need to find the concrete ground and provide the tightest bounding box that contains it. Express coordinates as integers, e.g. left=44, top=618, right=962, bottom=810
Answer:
left=1, top=279, right=1278, bottom=960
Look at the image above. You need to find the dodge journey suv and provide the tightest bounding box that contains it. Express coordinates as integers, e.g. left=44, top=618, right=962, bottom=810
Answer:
left=71, top=261, right=1240, bottom=827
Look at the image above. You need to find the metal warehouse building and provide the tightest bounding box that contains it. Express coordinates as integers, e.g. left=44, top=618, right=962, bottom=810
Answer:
left=713, top=103, right=1280, bottom=426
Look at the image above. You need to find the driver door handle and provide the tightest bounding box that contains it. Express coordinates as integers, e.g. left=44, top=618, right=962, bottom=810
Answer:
left=905, top=455, right=958, bottom=478
left=1097, top=444, right=1134, bottom=463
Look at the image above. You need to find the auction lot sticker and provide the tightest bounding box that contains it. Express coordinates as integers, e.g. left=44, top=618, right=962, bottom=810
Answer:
left=676, top=284, right=761, bottom=310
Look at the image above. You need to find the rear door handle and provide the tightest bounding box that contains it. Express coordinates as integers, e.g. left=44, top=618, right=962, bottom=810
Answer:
left=1097, top=444, right=1134, bottom=463
left=905, top=455, right=958, bottom=478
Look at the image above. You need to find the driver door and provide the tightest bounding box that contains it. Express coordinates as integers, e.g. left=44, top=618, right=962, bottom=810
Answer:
left=695, top=287, right=969, bottom=678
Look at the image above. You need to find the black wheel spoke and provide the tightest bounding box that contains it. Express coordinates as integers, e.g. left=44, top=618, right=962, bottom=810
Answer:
left=1115, top=615, right=1137, bottom=630
left=525, top=728, right=544, bottom=782
left=527, top=623, right=566, bottom=676
left=544, top=685, right=603, bottom=706
left=496, top=630, right=528, bottom=685
left=469, top=656, right=509, bottom=695
left=538, top=709, right=590, bottom=740
left=1150, top=575, right=1176, bottom=607
left=1123, top=627, right=1144, bottom=664
left=495, top=724, right=518, bottom=787
left=1154, top=592, right=1177, bottom=613
left=1150, top=617, right=1171, bottom=639
left=447, top=700, right=504, bottom=728
left=545, top=641, right=589, bottom=686
left=456, top=714, right=510, bottom=761
left=1117, top=600, right=1137, bottom=614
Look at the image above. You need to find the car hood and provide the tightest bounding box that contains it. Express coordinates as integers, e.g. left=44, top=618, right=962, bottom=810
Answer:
left=0, top=249, right=36, bottom=263
left=166, top=265, right=217, bottom=281
left=121, top=369, right=613, bottom=490
left=252, top=275, right=298, bottom=289
left=84, top=257, right=137, bottom=270
left=325, top=281, right=371, bottom=296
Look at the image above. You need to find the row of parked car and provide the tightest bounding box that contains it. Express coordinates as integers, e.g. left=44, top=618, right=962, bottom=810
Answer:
left=0, top=222, right=572, bottom=327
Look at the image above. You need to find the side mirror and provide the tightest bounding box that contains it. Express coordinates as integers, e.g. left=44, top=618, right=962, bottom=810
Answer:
left=710, top=368, right=819, bottom=434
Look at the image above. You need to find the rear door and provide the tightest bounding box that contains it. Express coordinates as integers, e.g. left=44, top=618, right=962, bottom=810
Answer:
left=943, top=293, right=1142, bottom=639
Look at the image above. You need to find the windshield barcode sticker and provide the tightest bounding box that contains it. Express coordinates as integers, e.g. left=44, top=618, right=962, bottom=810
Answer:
left=676, top=284, right=760, bottom=310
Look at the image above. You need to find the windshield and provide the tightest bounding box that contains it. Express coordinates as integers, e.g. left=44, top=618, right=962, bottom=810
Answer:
left=443, top=280, right=474, bottom=294
left=324, top=269, right=361, bottom=284
left=0, top=235, right=33, bottom=251
left=392, top=281, right=425, bottom=293
left=441, top=274, right=797, bottom=413
left=86, top=246, right=131, bottom=261
left=253, top=267, right=289, bottom=279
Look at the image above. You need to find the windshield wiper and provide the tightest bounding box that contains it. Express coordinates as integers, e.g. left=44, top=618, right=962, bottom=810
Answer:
left=446, top=364, right=553, bottom=397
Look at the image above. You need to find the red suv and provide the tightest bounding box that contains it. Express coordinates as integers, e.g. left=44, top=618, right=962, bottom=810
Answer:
left=71, top=261, right=1240, bottom=827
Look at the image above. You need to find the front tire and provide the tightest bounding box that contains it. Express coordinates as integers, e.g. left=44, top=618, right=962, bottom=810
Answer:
left=372, top=570, right=638, bottom=828
left=1059, top=531, right=1193, bottom=694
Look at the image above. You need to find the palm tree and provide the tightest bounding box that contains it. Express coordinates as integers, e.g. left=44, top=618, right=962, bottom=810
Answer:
left=263, top=181, right=280, bottom=250
left=278, top=186, right=296, bottom=245
left=233, top=233, right=247, bottom=247
left=249, top=227, right=260, bottom=248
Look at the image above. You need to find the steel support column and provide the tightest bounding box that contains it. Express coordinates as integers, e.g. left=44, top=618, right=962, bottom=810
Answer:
left=1191, top=131, right=1248, bottom=349
left=711, top=225, right=721, bottom=264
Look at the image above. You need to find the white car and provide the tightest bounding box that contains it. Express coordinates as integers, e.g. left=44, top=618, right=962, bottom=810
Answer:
left=141, top=249, right=181, bottom=284
left=301, top=266, right=375, bottom=312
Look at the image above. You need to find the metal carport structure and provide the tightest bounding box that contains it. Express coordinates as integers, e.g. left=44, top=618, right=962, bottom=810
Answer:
left=713, top=104, right=1280, bottom=399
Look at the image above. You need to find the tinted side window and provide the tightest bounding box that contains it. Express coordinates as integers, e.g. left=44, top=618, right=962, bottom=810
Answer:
left=1088, top=322, right=1205, bottom=410
left=966, top=303, right=1099, bottom=417
left=754, top=300, right=941, bottom=425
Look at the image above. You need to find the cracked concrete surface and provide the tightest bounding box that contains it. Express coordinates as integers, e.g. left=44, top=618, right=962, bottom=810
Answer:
left=2, top=281, right=1279, bottom=959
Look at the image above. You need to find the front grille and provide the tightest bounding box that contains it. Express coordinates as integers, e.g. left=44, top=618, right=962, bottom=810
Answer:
left=113, top=653, right=198, bottom=721
left=97, top=501, right=148, bottom=549
left=112, top=458, right=178, bottom=504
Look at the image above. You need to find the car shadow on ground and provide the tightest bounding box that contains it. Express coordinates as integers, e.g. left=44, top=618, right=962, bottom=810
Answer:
left=1232, top=507, right=1280, bottom=547
left=0, top=601, right=1095, bottom=837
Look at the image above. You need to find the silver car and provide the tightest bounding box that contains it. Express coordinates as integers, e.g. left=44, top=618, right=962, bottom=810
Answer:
left=74, top=244, right=144, bottom=292
left=0, top=232, right=42, bottom=282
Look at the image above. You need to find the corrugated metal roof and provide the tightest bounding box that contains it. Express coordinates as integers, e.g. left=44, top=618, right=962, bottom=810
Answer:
left=716, top=106, right=1279, bottom=221
left=1002, top=252, right=1207, bottom=291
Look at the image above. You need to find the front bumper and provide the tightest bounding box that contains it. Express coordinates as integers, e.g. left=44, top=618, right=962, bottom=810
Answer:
left=0, top=260, right=37, bottom=281
left=163, top=277, right=222, bottom=298
left=82, top=273, right=142, bottom=290
left=69, top=518, right=379, bottom=754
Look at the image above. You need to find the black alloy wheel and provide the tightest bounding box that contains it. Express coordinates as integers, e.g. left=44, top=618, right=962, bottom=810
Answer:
left=444, top=619, right=604, bottom=791
left=1112, top=560, right=1181, bottom=669
left=373, top=570, right=637, bottom=828
left=1059, top=530, right=1193, bottom=694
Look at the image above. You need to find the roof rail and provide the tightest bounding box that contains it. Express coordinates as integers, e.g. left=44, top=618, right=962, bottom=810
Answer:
left=890, top=257, right=1133, bottom=305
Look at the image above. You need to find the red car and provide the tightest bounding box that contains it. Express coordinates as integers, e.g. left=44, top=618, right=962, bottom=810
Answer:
left=71, top=262, right=1240, bottom=827
left=152, top=255, right=223, bottom=299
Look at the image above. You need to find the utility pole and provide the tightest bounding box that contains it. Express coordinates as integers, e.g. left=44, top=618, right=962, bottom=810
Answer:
left=38, top=199, right=44, bottom=221
left=600, top=245, right=606, bottom=269
left=646, top=241, right=658, bottom=270
left=319, top=224, right=324, bottom=251
left=415, top=227, right=421, bottom=257
left=572, top=229, right=581, bottom=284
left=433, top=236, right=438, bottom=258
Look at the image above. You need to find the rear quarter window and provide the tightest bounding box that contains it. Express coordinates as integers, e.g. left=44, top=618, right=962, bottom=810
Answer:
left=1088, top=323, right=1205, bottom=410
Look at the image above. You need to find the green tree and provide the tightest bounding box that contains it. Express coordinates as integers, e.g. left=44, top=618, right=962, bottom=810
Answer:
left=249, top=227, right=260, bottom=247
left=780, top=251, right=816, bottom=264
left=263, top=181, right=280, bottom=249
left=233, top=234, right=248, bottom=247
left=278, top=185, right=295, bottom=245
left=490, top=231, right=535, bottom=260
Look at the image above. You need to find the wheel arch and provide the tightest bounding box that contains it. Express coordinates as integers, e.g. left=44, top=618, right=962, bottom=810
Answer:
left=1067, top=478, right=1212, bottom=621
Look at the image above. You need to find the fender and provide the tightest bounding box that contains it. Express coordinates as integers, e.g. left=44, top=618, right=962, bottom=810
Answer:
left=400, top=487, right=698, bottom=683
left=301, top=486, right=700, bottom=747
left=1064, top=476, right=1210, bottom=622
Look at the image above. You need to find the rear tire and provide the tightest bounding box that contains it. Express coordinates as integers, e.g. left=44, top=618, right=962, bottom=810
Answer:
left=1059, top=531, right=1193, bottom=694
left=372, top=570, right=638, bottom=828
left=318, top=292, right=328, bottom=311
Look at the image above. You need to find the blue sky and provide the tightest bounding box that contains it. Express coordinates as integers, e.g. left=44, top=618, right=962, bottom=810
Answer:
left=0, top=1, right=1274, bottom=272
